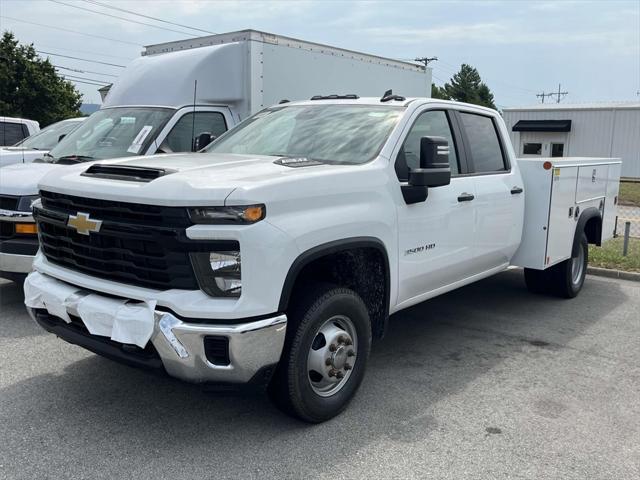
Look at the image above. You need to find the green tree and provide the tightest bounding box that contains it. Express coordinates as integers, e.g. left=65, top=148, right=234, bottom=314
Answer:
left=431, top=83, right=450, bottom=100
left=0, top=31, right=82, bottom=126
left=442, top=64, right=496, bottom=109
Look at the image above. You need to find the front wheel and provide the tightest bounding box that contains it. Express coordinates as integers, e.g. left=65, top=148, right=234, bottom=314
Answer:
left=268, top=284, right=372, bottom=423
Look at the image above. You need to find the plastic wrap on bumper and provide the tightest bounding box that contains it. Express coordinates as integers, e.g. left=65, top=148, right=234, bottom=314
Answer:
left=24, top=271, right=287, bottom=384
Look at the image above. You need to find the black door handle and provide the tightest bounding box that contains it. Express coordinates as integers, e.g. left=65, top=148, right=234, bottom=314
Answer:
left=511, top=186, right=524, bottom=194
left=457, top=193, right=475, bottom=202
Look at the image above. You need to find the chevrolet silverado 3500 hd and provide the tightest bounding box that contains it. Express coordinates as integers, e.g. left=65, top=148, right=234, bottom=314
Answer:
left=24, top=96, right=621, bottom=422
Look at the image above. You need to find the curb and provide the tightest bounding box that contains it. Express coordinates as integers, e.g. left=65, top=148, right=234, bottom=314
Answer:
left=587, top=266, right=640, bottom=282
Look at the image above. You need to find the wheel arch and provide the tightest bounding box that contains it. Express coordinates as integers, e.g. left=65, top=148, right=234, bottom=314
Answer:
left=278, top=237, right=391, bottom=339
left=573, top=207, right=602, bottom=256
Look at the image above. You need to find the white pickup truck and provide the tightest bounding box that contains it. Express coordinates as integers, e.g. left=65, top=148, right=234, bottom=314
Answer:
left=24, top=96, right=621, bottom=422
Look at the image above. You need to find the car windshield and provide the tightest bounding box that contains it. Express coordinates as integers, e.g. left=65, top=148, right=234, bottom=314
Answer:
left=205, top=104, right=404, bottom=164
left=14, top=119, right=84, bottom=150
left=48, top=107, right=174, bottom=163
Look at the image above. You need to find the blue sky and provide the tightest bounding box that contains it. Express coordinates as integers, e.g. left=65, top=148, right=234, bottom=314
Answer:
left=2, top=0, right=639, bottom=108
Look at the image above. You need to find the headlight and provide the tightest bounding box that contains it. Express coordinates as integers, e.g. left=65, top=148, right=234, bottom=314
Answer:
left=190, top=247, right=242, bottom=298
left=17, top=195, right=40, bottom=212
left=189, top=205, right=265, bottom=224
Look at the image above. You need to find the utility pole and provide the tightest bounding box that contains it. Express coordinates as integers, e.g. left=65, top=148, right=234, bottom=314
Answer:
left=536, top=84, right=568, bottom=104
left=536, top=92, right=551, bottom=103
left=414, top=57, right=438, bottom=68
left=549, top=83, right=568, bottom=103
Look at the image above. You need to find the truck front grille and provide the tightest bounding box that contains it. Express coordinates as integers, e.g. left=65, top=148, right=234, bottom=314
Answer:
left=0, top=195, right=19, bottom=211
left=35, top=191, right=234, bottom=291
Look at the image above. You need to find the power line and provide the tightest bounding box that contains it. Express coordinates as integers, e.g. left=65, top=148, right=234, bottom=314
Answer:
left=60, top=73, right=110, bottom=85
left=82, top=0, right=217, bottom=35
left=49, top=0, right=198, bottom=37
left=432, top=73, right=447, bottom=84
left=36, top=51, right=126, bottom=68
left=1, top=16, right=142, bottom=46
left=64, top=77, right=110, bottom=87
left=435, top=58, right=538, bottom=94
left=54, top=64, right=118, bottom=78
left=35, top=44, right=133, bottom=61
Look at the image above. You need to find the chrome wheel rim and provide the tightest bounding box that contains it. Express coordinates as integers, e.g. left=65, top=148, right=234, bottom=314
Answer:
left=571, top=243, right=585, bottom=285
left=306, top=315, right=357, bottom=397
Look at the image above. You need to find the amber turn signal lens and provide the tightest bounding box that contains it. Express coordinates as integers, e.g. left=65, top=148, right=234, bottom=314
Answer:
left=15, top=223, right=38, bottom=234
left=241, top=206, right=265, bottom=222
left=543, top=161, right=552, bottom=170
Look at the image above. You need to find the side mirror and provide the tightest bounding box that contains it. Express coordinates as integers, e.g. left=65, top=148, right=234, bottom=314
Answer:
left=408, top=136, right=451, bottom=188
left=193, top=132, right=214, bottom=151
left=58, top=134, right=67, bottom=143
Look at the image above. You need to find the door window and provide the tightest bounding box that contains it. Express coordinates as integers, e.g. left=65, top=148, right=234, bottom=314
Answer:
left=0, top=122, right=28, bottom=146
left=551, top=143, right=564, bottom=157
left=395, top=110, right=459, bottom=181
left=163, top=112, right=227, bottom=152
left=459, top=112, right=507, bottom=173
left=523, top=143, right=542, bottom=155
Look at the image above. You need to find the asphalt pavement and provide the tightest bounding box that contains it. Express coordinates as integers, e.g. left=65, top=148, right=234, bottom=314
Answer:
left=1, top=270, right=638, bottom=480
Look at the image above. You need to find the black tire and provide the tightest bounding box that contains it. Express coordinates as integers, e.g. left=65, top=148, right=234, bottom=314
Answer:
left=268, top=283, right=372, bottom=423
left=549, top=232, right=588, bottom=298
left=524, top=267, right=550, bottom=294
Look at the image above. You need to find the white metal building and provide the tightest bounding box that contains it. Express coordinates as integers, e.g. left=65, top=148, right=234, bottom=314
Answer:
left=503, top=103, right=640, bottom=179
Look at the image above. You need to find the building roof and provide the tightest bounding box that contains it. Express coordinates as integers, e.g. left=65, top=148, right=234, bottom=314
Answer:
left=503, top=101, right=640, bottom=112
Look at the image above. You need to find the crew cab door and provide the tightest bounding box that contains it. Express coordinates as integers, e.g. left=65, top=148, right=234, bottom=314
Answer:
left=394, top=108, right=476, bottom=307
left=145, top=106, right=233, bottom=154
left=455, top=111, right=524, bottom=272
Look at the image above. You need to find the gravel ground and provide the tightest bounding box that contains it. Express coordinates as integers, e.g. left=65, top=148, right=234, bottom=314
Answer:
left=1, top=270, right=638, bottom=480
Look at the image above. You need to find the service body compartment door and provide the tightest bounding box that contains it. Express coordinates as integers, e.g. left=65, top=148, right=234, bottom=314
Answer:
left=546, top=166, right=578, bottom=267
left=576, top=164, right=608, bottom=203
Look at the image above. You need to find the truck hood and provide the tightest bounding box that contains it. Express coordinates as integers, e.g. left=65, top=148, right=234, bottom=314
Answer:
left=0, top=162, right=62, bottom=196
left=37, top=152, right=343, bottom=206
left=0, top=148, right=47, bottom=168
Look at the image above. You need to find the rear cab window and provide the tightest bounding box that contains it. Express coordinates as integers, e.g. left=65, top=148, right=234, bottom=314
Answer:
left=459, top=112, right=508, bottom=174
left=0, top=122, right=28, bottom=146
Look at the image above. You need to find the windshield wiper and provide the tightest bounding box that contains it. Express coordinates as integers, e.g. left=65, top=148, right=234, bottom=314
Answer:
left=54, top=155, right=95, bottom=165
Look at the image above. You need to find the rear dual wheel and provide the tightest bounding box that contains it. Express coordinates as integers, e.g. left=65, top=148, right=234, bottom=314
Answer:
left=268, top=284, right=371, bottom=423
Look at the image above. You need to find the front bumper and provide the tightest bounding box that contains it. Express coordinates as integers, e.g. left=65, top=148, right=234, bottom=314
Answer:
left=25, top=272, right=287, bottom=384
left=0, top=251, right=35, bottom=275
left=0, top=214, right=39, bottom=277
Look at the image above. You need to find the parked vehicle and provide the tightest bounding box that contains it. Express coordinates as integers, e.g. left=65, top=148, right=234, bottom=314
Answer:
left=0, top=29, right=429, bottom=282
left=0, top=117, right=39, bottom=146
left=24, top=96, right=620, bottom=422
left=0, top=118, right=85, bottom=167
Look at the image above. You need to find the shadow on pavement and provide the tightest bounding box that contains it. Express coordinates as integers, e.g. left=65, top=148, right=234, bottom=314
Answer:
left=0, top=279, right=45, bottom=339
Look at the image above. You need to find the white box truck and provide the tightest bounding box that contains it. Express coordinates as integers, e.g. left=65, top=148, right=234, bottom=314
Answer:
left=0, top=29, right=430, bottom=281
left=24, top=96, right=620, bottom=422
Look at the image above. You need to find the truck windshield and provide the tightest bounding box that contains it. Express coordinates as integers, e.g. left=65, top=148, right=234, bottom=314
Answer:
left=205, top=104, right=404, bottom=164
left=13, top=119, right=83, bottom=150
left=47, top=107, right=174, bottom=163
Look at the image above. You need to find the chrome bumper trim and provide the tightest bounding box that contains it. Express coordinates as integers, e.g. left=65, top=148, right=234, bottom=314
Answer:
left=152, top=311, right=287, bottom=383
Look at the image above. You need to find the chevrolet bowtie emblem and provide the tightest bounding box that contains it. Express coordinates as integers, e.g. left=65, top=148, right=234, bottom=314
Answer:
left=67, top=212, right=102, bottom=235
